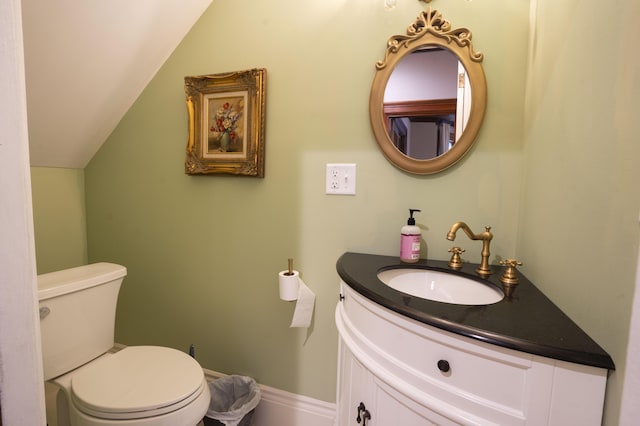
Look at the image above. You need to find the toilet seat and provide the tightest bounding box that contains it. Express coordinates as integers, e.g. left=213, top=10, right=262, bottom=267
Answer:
left=69, top=346, right=206, bottom=420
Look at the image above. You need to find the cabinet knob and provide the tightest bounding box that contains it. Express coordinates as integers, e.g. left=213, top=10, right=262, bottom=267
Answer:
left=437, top=359, right=450, bottom=373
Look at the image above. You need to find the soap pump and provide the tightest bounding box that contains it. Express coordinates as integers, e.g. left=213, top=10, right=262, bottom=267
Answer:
left=400, top=209, right=421, bottom=263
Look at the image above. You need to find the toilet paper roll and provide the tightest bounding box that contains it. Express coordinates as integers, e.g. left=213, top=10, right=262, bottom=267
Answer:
left=289, top=278, right=315, bottom=328
left=279, top=270, right=300, bottom=301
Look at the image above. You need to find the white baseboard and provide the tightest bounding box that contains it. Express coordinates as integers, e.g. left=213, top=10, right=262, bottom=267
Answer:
left=203, top=369, right=336, bottom=426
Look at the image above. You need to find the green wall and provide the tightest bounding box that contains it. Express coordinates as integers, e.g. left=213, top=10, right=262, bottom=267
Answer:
left=83, top=0, right=528, bottom=403
left=519, top=1, right=640, bottom=423
left=31, top=167, right=87, bottom=274
left=29, top=0, right=640, bottom=423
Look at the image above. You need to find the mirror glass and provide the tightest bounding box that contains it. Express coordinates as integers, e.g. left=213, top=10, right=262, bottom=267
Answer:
left=370, top=8, right=486, bottom=174
left=384, top=47, right=470, bottom=159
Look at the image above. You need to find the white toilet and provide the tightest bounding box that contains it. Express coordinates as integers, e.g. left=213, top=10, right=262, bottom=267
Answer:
left=38, top=263, right=210, bottom=426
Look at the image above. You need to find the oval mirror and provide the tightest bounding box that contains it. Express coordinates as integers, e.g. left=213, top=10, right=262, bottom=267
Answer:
left=370, top=8, right=487, bottom=174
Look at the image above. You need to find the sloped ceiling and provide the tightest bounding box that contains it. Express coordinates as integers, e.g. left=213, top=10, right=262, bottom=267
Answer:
left=22, top=0, right=213, bottom=168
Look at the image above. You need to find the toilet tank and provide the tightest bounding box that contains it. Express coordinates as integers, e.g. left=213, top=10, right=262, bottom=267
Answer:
left=38, top=263, right=127, bottom=381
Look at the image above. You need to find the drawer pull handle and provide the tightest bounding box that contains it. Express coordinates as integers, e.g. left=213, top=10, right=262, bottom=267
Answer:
left=39, top=306, right=50, bottom=320
left=356, top=402, right=371, bottom=424
left=356, top=402, right=365, bottom=423
left=437, top=359, right=450, bottom=373
left=362, top=409, right=371, bottom=425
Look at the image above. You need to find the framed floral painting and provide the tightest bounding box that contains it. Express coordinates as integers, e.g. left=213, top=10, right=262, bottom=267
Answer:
left=184, top=69, right=266, bottom=177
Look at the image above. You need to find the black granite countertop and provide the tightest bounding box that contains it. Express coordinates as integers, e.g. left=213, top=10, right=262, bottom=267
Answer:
left=336, top=252, right=615, bottom=370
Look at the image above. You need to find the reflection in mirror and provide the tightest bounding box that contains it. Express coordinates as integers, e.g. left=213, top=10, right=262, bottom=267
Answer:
left=384, top=47, right=471, bottom=159
left=370, top=7, right=487, bottom=174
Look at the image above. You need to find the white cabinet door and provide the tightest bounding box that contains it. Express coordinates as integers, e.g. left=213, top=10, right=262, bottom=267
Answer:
left=369, top=375, right=460, bottom=426
left=337, top=338, right=373, bottom=425
left=338, top=338, right=460, bottom=426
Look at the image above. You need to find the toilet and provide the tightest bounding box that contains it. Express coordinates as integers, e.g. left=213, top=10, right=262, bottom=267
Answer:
left=38, top=263, right=210, bottom=426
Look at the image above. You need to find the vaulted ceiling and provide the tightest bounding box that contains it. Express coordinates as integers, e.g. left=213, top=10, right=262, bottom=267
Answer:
left=22, top=0, right=213, bottom=168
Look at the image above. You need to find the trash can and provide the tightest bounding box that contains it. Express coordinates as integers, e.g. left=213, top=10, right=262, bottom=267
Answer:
left=203, top=375, right=261, bottom=426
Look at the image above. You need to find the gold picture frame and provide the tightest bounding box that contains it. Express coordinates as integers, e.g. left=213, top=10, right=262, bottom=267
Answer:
left=185, top=68, right=266, bottom=177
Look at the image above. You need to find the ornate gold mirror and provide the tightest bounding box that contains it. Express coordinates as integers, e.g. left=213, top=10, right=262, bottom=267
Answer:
left=370, top=7, right=487, bottom=174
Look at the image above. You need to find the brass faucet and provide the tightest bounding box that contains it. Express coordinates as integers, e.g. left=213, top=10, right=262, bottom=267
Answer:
left=446, top=222, right=493, bottom=277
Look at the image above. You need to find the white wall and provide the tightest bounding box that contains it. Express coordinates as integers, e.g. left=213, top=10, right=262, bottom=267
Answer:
left=0, top=0, right=46, bottom=423
left=620, top=244, right=640, bottom=424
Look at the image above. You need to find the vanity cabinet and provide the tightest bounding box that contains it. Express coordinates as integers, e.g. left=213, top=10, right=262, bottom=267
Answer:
left=336, top=282, right=608, bottom=425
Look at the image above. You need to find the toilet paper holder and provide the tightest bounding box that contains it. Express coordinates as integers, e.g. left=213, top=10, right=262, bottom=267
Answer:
left=277, top=258, right=316, bottom=328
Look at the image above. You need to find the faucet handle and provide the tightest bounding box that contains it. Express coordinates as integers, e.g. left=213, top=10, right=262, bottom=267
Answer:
left=448, top=247, right=465, bottom=270
left=499, top=259, right=523, bottom=286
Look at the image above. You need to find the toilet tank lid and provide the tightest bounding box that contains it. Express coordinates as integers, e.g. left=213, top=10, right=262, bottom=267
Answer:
left=38, top=263, right=127, bottom=301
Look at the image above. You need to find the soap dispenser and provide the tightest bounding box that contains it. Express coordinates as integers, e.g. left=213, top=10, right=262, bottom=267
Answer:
left=400, top=209, right=421, bottom=263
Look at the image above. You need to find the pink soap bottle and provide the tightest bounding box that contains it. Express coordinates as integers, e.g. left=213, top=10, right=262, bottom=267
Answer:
left=400, top=209, right=421, bottom=263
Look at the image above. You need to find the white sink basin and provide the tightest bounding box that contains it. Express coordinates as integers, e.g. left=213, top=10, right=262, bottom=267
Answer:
left=377, top=268, right=504, bottom=305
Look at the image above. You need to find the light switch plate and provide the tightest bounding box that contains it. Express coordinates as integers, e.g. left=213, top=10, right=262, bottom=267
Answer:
left=326, top=163, right=356, bottom=195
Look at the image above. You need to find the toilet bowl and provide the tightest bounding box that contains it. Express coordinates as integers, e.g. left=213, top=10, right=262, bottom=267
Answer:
left=38, top=263, right=210, bottom=426
left=53, top=347, right=210, bottom=425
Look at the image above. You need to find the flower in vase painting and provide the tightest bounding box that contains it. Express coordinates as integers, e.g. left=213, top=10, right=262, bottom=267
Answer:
left=210, top=102, right=241, bottom=150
